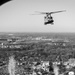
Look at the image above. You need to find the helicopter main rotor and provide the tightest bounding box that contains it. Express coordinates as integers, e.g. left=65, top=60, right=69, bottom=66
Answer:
left=33, top=10, right=66, bottom=15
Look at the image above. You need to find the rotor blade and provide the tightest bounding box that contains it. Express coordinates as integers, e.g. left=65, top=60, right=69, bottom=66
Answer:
left=50, top=10, right=66, bottom=14
left=0, top=0, right=12, bottom=6
left=35, top=11, right=48, bottom=14
left=35, top=10, right=66, bottom=14
left=30, top=14, right=44, bottom=15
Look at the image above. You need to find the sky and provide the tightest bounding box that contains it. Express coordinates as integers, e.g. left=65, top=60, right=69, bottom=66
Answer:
left=0, top=0, right=75, bottom=32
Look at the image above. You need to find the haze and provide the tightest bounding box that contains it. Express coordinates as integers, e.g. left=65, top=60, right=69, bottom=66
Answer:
left=0, top=0, right=75, bottom=32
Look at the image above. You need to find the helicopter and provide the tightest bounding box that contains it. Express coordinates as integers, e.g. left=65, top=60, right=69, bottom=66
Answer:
left=33, top=10, right=66, bottom=25
left=0, top=0, right=12, bottom=6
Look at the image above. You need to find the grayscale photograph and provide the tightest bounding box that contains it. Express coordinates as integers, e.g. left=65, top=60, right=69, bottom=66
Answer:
left=0, top=0, right=75, bottom=75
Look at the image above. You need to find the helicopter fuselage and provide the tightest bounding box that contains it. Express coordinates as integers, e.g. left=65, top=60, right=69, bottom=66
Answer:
left=44, top=14, right=54, bottom=25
